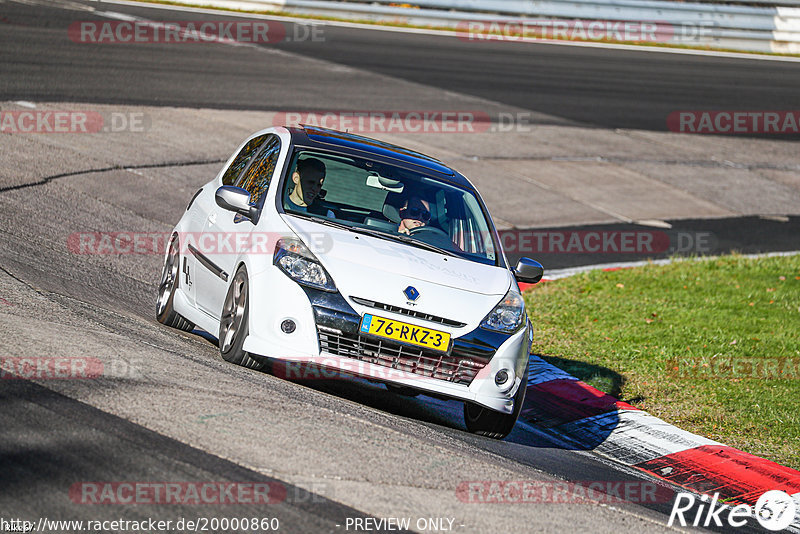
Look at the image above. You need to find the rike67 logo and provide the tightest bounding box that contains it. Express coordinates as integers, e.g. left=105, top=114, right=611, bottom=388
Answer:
left=669, top=490, right=797, bottom=531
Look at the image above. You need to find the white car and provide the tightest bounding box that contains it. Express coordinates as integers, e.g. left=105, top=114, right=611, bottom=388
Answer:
left=157, top=126, right=543, bottom=438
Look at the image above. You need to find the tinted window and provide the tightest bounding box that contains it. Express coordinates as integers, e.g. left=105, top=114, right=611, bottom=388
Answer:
left=221, top=134, right=269, bottom=186
left=236, top=135, right=281, bottom=206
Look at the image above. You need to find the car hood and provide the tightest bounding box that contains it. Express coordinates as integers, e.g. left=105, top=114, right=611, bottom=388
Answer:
left=283, top=215, right=512, bottom=325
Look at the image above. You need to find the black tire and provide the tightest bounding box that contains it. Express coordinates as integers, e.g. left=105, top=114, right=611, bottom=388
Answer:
left=156, top=237, right=194, bottom=332
left=464, top=364, right=529, bottom=439
left=218, top=265, right=265, bottom=370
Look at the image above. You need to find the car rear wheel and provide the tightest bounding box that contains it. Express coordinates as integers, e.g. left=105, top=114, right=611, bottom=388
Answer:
left=463, top=366, right=528, bottom=439
left=219, top=266, right=265, bottom=370
left=156, top=237, right=194, bottom=332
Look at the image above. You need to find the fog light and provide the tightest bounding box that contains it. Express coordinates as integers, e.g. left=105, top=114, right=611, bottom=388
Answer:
left=495, top=369, right=509, bottom=386
left=494, top=368, right=515, bottom=393
left=281, top=320, right=296, bottom=334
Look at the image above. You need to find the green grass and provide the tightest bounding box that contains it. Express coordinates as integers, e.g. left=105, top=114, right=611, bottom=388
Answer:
left=524, top=254, right=800, bottom=470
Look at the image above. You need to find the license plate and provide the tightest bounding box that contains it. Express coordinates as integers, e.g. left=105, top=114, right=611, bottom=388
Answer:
left=359, top=314, right=451, bottom=352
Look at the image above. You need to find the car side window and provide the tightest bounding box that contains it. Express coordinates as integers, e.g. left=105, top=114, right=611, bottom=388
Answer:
left=221, top=134, right=269, bottom=186
left=235, top=135, right=281, bottom=206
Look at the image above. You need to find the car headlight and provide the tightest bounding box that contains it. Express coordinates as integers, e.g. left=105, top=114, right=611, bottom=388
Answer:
left=480, top=288, right=526, bottom=333
left=274, top=238, right=336, bottom=292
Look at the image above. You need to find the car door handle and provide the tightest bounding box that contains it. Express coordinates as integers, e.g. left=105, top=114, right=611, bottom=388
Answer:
left=208, top=212, right=217, bottom=226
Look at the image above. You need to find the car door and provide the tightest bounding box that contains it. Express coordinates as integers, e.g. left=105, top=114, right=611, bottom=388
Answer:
left=195, top=134, right=282, bottom=317
left=190, top=134, right=270, bottom=315
left=177, top=186, right=208, bottom=307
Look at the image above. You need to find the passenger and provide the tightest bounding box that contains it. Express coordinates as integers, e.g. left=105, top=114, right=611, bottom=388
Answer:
left=286, top=158, right=333, bottom=217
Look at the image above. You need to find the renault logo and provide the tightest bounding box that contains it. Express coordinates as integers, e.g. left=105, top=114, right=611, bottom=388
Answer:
left=403, top=286, right=420, bottom=301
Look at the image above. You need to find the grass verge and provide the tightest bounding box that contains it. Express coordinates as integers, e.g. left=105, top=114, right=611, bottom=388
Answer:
left=524, top=253, right=800, bottom=470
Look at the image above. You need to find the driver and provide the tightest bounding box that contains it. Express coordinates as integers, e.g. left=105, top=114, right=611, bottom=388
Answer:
left=286, top=158, right=334, bottom=217
left=397, top=196, right=431, bottom=235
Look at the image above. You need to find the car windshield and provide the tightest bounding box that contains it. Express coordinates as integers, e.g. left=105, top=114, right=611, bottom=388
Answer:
left=281, top=150, right=499, bottom=265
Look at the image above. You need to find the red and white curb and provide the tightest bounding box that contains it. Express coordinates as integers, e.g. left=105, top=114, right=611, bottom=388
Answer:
left=519, top=254, right=800, bottom=530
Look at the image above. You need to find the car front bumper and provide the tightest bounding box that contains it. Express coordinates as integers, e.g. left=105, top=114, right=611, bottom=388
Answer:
left=243, top=277, right=531, bottom=414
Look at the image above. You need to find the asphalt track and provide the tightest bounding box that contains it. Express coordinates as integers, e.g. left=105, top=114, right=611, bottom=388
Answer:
left=0, top=0, right=796, bottom=532
left=1, top=0, right=800, bottom=133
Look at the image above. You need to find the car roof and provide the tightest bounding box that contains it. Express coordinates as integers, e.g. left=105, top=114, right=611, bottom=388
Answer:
left=287, top=125, right=474, bottom=189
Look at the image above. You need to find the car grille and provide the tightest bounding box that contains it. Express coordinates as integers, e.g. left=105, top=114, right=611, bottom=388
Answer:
left=317, top=326, right=486, bottom=385
left=349, top=297, right=467, bottom=328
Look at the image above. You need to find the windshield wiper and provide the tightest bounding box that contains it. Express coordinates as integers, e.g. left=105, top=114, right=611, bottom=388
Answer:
left=285, top=212, right=353, bottom=231
left=354, top=227, right=459, bottom=257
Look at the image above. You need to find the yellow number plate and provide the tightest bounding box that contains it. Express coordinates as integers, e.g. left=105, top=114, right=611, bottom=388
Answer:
left=359, top=314, right=450, bottom=352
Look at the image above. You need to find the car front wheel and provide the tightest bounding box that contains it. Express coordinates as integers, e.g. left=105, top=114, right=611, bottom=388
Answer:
left=219, top=265, right=265, bottom=370
left=463, top=366, right=528, bottom=439
left=156, top=237, right=194, bottom=332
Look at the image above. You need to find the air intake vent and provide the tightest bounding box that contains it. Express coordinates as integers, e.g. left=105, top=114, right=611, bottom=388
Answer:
left=317, top=328, right=486, bottom=385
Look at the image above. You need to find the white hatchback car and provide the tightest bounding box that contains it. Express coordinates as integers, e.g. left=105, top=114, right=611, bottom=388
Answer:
left=157, top=126, right=543, bottom=438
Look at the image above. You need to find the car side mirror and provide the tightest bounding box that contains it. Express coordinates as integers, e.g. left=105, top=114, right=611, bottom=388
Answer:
left=513, top=257, right=544, bottom=284
left=215, top=186, right=259, bottom=223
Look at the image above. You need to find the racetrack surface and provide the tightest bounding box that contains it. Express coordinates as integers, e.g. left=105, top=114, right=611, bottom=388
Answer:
left=0, top=0, right=797, bottom=532
left=2, top=0, right=800, bottom=134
